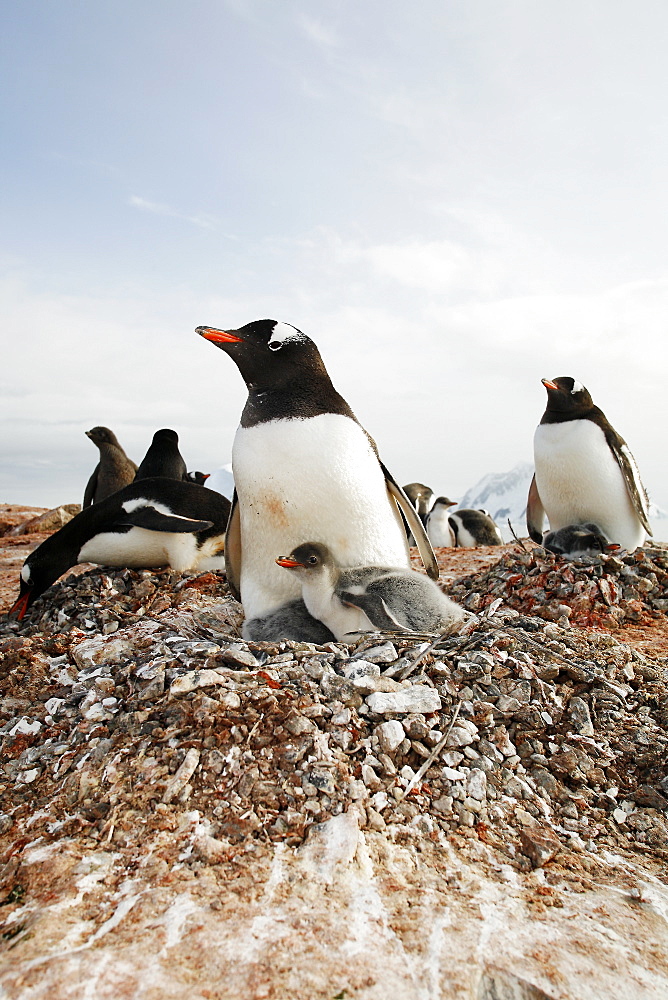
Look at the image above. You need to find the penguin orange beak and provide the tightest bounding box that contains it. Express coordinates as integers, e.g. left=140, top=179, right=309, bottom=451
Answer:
left=541, top=379, right=559, bottom=391
left=9, top=591, right=32, bottom=621
left=197, top=326, right=244, bottom=344
left=276, top=557, right=303, bottom=569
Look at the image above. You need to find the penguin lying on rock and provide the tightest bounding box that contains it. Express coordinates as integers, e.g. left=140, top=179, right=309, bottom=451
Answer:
left=83, top=426, right=137, bottom=507
left=528, top=377, right=652, bottom=552
left=542, top=522, right=614, bottom=557
left=10, top=479, right=230, bottom=620
left=197, top=318, right=438, bottom=642
left=276, top=542, right=465, bottom=641
left=448, top=509, right=503, bottom=547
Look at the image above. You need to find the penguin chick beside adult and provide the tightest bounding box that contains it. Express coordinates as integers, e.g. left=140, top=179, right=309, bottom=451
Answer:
left=134, top=429, right=189, bottom=482
left=196, top=319, right=438, bottom=642
left=83, top=426, right=138, bottom=507
left=542, top=522, right=613, bottom=557
left=425, top=497, right=457, bottom=547
left=276, top=542, right=465, bottom=641
left=9, top=479, right=230, bottom=620
left=528, top=377, right=651, bottom=552
left=448, top=509, right=503, bottom=547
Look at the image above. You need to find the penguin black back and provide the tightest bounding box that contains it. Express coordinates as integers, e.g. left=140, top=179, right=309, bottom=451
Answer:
left=134, top=429, right=188, bottom=482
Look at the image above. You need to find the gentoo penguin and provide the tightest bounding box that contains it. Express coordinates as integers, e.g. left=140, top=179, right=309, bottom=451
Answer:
left=542, top=522, right=612, bottom=557
left=403, top=482, right=434, bottom=545
left=134, top=429, right=189, bottom=482
left=186, top=471, right=210, bottom=486
left=276, top=542, right=465, bottom=641
left=83, top=427, right=137, bottom=507
left=448, top=509, right=503, bottom=547
left=9, top=479, right=230, bottom=620
left=425, top=497, right=457, bottom=547
left=403, top=483, right=434, bottom=525
left=527, top=377, right=651, bottom=552
left=196, top=319, right=438, bottom=642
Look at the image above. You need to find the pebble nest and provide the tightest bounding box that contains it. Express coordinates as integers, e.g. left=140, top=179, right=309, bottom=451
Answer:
left=1, top=547, right=667, bottom=906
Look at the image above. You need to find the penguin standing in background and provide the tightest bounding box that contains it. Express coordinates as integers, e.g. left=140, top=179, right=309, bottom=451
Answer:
left=425, top=497, right=457, bottom=547
left=197, top=319, right=438, bottom=642
left=276, top=542, right=464, bottom=641
left=403, top=482, right=434, bottom=545
left=186, top=471, right=210, bottom=486
left=527, top=377, right=651, bottom=552
left=9, top=479, right=230, bottom=620
left=83, top=427, right=137, bottom=507
left=403, top=483, right=434, bottom=524
left=448, top=509, right=503, bottom=547
left=134, top=429, right=189, bottom=482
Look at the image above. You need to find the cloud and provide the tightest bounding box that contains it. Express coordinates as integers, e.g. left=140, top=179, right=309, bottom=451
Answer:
left=297, top=14, right=340, bottom=49
left=128, top=196, right=216, bottom=230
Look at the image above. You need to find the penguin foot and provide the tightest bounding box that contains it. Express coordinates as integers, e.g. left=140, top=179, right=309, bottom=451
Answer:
left=243, top=600, right=336, bottom=644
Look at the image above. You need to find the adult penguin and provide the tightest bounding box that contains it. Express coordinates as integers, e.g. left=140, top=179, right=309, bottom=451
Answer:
left=9, top=479, right=230, bottom=620
left=196, top=319, right=438, bottom=641
left=134, top=429, right=189, bottom=482
left=528, top=377, right=651, bottom=552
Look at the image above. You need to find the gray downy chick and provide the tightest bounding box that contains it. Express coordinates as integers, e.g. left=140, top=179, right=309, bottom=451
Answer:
left=276, top=541, right=465, bottom=641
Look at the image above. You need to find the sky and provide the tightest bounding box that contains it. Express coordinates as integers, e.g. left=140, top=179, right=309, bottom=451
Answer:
left=2, top=1, right=668, bottom=526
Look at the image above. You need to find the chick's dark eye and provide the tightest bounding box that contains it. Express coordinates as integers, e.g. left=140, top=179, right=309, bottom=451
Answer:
left=308, top=556, right=317, bottom=565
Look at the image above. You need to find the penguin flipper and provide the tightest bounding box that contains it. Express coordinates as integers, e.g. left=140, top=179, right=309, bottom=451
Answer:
left=381, top=465, right=439, bottom=580
left=224, top=489, right=242, bottom=602
left=605, top=429, right=653, bottom=536
left=83, top=465, right=99, bottom=508
left=120, top=507, right=214, bottom=533
left=339, top=591, right=407, bottom=631
left=526, top=474, right=545, bottom=544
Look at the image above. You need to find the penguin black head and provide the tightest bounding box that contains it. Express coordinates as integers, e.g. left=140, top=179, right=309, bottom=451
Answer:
left=86, top=426, right=121, bottom=448
left=9, top=545, right=62, bottom=620
left=275, top=541, right=334, bottom=575
left=541, top=377, right=594, bottom=416
left=431, top=496, right=457, bottom=510
left=152, top=428, right=179, bottom=445
left=196, top=320, right=327, bottom=390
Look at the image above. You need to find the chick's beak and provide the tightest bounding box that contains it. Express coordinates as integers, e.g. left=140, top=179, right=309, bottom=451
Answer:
left=276, top=557, right=302, bottom=569
left=541, top=379, right=559, bottom=391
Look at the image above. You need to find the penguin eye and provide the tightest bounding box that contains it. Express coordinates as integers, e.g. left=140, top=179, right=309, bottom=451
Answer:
left=308, top=555, right=318, bottom=565
left=268, top=341, right=282, bottom=352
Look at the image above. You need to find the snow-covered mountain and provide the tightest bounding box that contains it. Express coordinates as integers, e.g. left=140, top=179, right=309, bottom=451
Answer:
left=453, top=461, right=668, bottom=543
left=205, top=463, right=234, bottom=499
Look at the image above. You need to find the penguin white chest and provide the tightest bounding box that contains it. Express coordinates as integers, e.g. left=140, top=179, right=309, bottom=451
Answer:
left=232, top=414, right=409, bottom=618
left=426, top=509, right=455, bottom=547
left=533, top=420, right=645, bottom=549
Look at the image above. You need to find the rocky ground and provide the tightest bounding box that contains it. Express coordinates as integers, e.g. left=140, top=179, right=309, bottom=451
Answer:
left=0, top=505, right=667, bottom=999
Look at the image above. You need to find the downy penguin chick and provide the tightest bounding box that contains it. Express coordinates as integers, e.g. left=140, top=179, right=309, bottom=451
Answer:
left=276, top=541, right=465, bottom=641
left=83, top=426, right=137, bottom=507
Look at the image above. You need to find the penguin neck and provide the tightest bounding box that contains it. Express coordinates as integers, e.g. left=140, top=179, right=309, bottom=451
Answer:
left=540, top=403, right=602, bottom=426
left=298, top=566, right=341, bottom=624
left=240, top=378, right=356, bottom=427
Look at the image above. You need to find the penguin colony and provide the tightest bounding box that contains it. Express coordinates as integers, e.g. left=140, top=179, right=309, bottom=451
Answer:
left=11, top=320, right=653, bottom=641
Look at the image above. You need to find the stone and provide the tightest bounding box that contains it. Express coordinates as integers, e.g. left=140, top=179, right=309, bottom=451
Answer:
left=518, top=823, right=562, bottom=868
left=568, top=696, right=595, bottom=736
left=170, top=670, right=232, bottom=695
left=375, top=720, right=405, bottom=753
left=366, top=685, right=441, bottom=715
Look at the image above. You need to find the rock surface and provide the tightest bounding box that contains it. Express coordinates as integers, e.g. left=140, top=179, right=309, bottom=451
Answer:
left=0, top=512, right=667, bottom=998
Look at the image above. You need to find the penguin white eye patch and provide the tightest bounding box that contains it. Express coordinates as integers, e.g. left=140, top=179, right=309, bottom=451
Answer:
left=570, top=380, right=584, bottom=394
left=268, top=321, right=301, bottom=350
